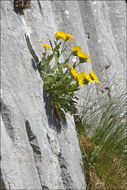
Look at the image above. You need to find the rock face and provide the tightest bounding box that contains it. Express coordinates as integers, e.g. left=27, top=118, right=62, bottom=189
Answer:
left=1, top=1, right=126, bottom=190
left=1, top=1, right=86, bottom=189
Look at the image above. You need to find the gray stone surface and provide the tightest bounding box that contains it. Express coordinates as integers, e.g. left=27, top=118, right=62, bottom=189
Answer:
left=1, top=1, right=86, bottom=189
left=1, top=0, right=126, bottom=189
left=78, top=1, right=126, bottom=98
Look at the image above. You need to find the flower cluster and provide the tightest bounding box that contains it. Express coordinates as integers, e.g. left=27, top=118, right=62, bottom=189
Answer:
left=72, top=45, right=91, bottom=62
left=56, top=31, right=75, bottom=42
left=39, top=31, right=100, bottom=121
left=71, top=67, right=100, bottom=86
left=41, top=31, right=100, bottom=87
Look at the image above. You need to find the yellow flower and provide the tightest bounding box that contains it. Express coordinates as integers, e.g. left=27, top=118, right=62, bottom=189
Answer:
left=89, top=68, right=100, bottom=83
left=56, top=31, right=66, bottom=41
left=72, top=45, right=81, bottom=56
left=71, top=67, right=91, bottom=86
left=77, top=73, right=84, bottom=86
left=77, top=50, right=90, bottom=59
left=71, top=66, right=78, bottom=78
left=72, top=45, right=81, bottom=52
left=71, top=67, right=99, bottom=86
left=56, top=31, right=75, bottom=42
left=77, top=50, right=90, bottom=63
left=41, top=43, right=51, bottom=50
left=81, top=72, right=95, bottom=84
left=64, top=32, right=75, bottom=42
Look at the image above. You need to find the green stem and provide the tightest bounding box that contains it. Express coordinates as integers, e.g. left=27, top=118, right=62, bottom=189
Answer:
left=75, top=62, right=80, bottom=68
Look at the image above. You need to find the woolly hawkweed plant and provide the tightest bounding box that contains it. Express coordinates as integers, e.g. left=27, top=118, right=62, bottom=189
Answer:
left=38, top=31, right=100, bottom=121
left=79, top=91, right=126, bottom=189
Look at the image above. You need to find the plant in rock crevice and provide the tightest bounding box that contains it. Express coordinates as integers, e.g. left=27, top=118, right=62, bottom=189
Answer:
left=37, top=31, right=100, bottom=121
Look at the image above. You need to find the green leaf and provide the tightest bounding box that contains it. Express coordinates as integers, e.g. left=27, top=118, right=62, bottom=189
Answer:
left=48, top=54, right=53, bottom=62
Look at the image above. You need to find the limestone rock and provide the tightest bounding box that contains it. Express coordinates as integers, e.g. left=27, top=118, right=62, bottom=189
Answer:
left=1, top=0, right=126, bottom=189
left=1, top=1, right=85, bottom=189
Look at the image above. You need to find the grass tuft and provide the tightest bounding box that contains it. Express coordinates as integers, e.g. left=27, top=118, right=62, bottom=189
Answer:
left=76, top=91, right=126, bottom=189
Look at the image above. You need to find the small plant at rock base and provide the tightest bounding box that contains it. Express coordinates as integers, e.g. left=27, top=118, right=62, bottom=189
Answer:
left=37, top=31, right=100, bottom=121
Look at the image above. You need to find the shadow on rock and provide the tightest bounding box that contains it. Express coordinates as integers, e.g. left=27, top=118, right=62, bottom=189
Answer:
left=31, top=59, right=38, bottom=71
left=0, top=169, right=7, bottom=190
left=43, top=86, right=67, bottom=133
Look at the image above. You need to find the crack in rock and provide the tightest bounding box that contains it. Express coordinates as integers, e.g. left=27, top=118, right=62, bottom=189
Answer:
left=58, top=153, right=73, bottom=189
left=25, top=121, right=43, bottom=188
left=25, top=34, right=39, bottom=63
left=37, top=0, right=43, bottom=16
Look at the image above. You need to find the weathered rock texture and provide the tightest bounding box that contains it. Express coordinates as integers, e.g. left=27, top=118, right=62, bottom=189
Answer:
left=1, top=0, right=126, bottom=190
